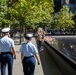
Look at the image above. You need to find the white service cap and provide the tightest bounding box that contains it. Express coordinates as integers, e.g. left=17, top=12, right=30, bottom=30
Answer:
left=25, top=34, right=33, bottom=40
left=26, top=34, right=33, bottom=37
left=1, top=27, right=10, bottom=32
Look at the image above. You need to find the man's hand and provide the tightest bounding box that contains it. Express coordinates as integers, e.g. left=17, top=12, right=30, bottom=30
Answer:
left=13, top=55, right=16, bottom=59
left=37, top=61, right=40, bottom=65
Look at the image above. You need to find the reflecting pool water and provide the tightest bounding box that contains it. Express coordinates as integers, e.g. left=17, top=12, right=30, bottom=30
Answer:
left=44, top=36, right=76, bottom=63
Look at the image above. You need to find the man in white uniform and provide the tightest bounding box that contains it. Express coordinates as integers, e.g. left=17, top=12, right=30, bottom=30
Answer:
left=0, top=27, right=16, bottom=75
left=20, top=34, right=40, bottom=75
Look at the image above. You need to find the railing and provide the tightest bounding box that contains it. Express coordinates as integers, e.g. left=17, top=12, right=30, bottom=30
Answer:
left=44, top=36, right=76, bottom=75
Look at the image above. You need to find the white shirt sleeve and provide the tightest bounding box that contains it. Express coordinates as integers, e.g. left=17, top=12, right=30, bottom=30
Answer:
left=11, top=39, right=15, bottom=48
left=19, top=45, right=24, bottom=52
left=33, top=45, right=38, bottom=54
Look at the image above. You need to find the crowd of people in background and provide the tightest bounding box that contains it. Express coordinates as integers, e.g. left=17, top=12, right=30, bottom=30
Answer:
left=46, top=29, right=76, bottom=35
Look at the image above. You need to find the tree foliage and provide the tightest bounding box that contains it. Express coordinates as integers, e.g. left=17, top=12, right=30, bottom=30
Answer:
left=0, top=0, right=54, bottom=29
left=0, top=0, right=10, bottom=27
left=0, top=0, right=75, bottom=31
left=11, top=0, right=54, bottom=29
left=53, top=6, right=74, bottom=30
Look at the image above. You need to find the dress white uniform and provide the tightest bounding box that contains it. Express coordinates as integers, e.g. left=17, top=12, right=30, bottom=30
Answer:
left=19, top=34, right=38, bottom=75
left=0, top=27, right=15, bottom=75
left=0, top=36, right=15, bottom=52
left=20, top=41, right=38, bottom=57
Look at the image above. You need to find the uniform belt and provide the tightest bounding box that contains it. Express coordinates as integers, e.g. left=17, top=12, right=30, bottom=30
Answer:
left=24, top=56, right=34, bottom=58
left=1, top=52, right=12, bottom=54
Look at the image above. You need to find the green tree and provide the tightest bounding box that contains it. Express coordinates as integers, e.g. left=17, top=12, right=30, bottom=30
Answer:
left=53, top=6, right=74, bottom=30
left=0, top=0, right=54, bottom=43
left=11, top=0, right=54, bottom=43
left=73, top=12, right=76, bottom=30
left=11, top=0, right=54, bottom=28
left=0, top=0, right=10, bottom=27
left=0, top=0, right=54, bottom=28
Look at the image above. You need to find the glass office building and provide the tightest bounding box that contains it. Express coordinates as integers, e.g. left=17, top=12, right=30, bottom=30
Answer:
left=54, top=0, right=76, bottom=13
left=61, top=0, right=76, bottom=13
